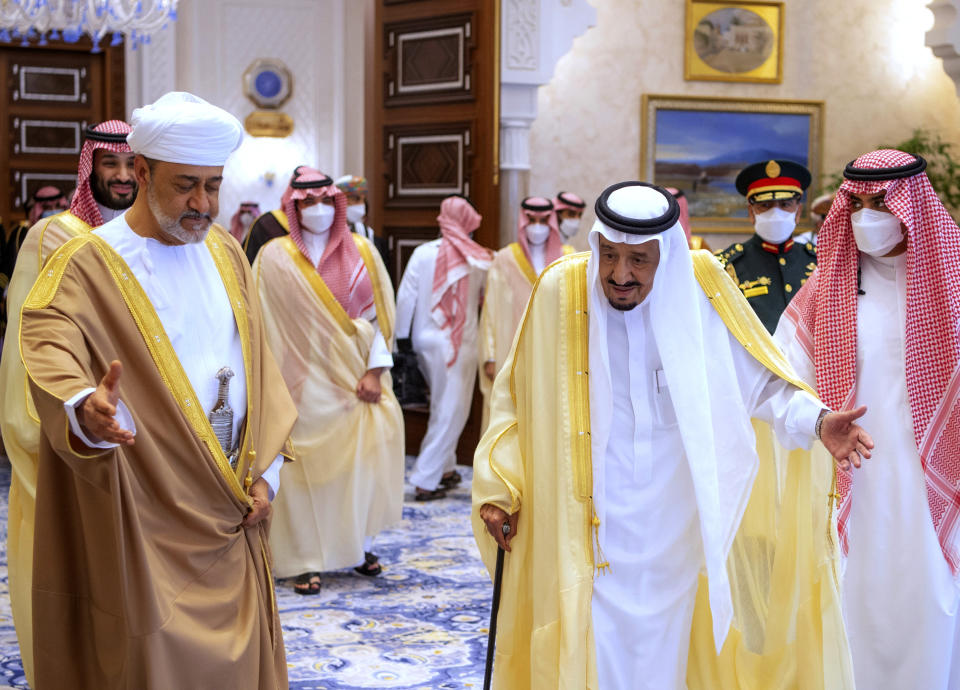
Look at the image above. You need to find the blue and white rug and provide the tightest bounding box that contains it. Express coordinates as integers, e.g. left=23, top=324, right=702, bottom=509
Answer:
left=0, top=459, right=495, bottom=689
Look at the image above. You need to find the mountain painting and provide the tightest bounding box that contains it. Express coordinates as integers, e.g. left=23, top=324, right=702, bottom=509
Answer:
left=653, top=109, right=811, bottom=219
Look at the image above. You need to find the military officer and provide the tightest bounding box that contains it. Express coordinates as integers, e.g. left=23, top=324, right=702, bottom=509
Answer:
left=716, top=159, right=817, bottom=334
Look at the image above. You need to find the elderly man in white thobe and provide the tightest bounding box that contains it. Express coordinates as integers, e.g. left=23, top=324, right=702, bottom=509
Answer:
left=472, top=181, right=871, bottom=689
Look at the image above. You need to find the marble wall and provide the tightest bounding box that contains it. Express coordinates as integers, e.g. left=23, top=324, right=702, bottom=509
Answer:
left=126, top=0, right=367, bottom=227
left=528, top=0, right=960, bottom=249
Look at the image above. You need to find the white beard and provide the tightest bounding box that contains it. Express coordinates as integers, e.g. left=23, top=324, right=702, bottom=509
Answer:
left=147, top=186, right=211, bottom=245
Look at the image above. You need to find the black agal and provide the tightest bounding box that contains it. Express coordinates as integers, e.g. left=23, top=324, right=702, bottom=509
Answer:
left=594, top=181, right=680, bottom=235
left=843, top=155, right=927, bottom=181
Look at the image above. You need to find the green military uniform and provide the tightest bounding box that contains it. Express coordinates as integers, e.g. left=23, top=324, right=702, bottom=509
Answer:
left=715, top=235, right=817, bottom=334
left=717, top=158, right=817, bottom=334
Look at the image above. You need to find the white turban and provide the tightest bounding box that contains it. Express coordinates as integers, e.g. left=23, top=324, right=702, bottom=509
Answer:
left=127, top=91, right=243, bottom=166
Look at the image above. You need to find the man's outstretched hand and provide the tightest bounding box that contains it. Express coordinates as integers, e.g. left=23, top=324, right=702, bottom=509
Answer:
left=480, top=503, right=519, bottom=552
left=820, top=405, right=874, bottom=472
left=78, top=360, right=135, bottom=446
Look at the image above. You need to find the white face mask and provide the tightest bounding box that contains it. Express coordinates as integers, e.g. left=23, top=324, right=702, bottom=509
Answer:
left=559, top=217, right=580, bottom=240
left=239, top=212, right=254, bottom=227
left=345, top=203, right=365, bottom=225
left=526, top=222, right=550, bottom=245
left=753, top=206, right=797, bottom=244
left=300, top=203, right=335, bottom=233
left=851, top=208, right=905, bottom=256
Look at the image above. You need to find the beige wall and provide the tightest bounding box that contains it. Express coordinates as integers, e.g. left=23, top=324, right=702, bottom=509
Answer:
left=529, top=0, right=960, bottom=249
left=343, top=0, right=371, bottom=177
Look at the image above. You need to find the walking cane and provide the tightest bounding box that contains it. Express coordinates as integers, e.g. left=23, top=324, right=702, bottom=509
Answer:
left=483, top=523, right=511, bottom=690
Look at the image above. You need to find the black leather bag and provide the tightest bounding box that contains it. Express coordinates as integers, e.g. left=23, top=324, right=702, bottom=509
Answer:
left=392, top=338, right=429, bottom=407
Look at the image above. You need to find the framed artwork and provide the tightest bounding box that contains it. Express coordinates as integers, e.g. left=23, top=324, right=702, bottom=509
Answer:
left=640, top=94, right=824, bottom=234
left=685, top=0, right=784, bottom=84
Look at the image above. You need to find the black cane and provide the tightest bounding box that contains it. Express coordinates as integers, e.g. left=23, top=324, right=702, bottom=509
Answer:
left=483, top=523, right=510, bottom=690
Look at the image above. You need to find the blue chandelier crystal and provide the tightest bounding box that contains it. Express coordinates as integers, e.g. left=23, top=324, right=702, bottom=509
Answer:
left=0, top=0, right=178, bottom=50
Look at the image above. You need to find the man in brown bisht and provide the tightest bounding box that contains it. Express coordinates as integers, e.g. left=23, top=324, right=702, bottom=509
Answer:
left=0, top=118, right=135, bottom=688
left=19, top=91, right=296, bottom=689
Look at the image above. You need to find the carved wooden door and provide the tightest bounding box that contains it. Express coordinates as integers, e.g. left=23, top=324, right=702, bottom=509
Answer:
left=0, top=39, right=125, bottom=226
left=368, top=0, right=500, bottom=465
left=368, top=0, right=499, bottom=281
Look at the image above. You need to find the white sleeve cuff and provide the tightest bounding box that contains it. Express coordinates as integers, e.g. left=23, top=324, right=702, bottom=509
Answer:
left=64, top=388, right=137, bottom=449
left=367, top=328, right=394, bottom=370
left=261, top=454, right=285, bottom=501
left=788, top=390, right=828, bottom=450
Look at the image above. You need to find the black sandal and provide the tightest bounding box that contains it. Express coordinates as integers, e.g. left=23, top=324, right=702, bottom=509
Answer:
left=415, top=487, right=447, bottom=501
left=439, top=471, right=462, bottom=489
left=354, top=552, right=382, bottom=577
left=294, top=571, right=322, bottom=595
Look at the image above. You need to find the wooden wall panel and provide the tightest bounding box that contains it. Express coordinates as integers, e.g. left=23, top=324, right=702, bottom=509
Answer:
left=0, top=38, right=125, bottom=225
left=369, top=0, right=498, bottom=281
left=384, top=121, right=474, bottom=207
left=386, top=224, right=441, bottom=279
left=384, top=12, right=474, bottom=107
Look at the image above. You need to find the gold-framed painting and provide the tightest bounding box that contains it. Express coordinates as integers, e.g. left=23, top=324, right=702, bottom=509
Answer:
left=640, top=94, right=824, bottom=234
left=685, top=0, right=783, bottom=84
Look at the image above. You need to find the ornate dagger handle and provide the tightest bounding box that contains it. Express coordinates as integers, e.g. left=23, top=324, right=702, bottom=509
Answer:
left=209, top=367, right=236, bottom=465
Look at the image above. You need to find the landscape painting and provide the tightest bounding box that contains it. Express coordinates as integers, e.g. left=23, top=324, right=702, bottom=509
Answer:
left=641, top=95, right=823, bottom=232
left=693, top=7, right=775, bottom=74
left=685, top=0, right=783, bottom=83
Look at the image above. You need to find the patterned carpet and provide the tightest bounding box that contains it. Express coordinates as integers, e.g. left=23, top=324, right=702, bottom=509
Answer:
left=0, top=458, right=494, bottom=689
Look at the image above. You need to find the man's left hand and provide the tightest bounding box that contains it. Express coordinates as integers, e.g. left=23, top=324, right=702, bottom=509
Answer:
left=241, top=477, right=271, bottom=529
left=819, top=405, right=875, bottom=472
left=357, top=369, right=383, bottom=403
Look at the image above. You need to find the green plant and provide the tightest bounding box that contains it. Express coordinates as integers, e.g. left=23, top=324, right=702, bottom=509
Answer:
left=879, top=129, right=960, bottom=213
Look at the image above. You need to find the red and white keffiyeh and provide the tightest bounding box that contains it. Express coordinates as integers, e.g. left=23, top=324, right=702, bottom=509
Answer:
left=229, top=201, right=260, bottom=243
left=553, top=191, right=586, bottom=214
left=282, top=166, right=375, bottom=320
left=70, top=120, right=133, bottom=227
left=29, top=186, right=68, bottom=225
left=782, top=149, right=960, bottom=570
left=430, top=196, right=491, bottom=366
left=517, top=196, right=564, bottom=266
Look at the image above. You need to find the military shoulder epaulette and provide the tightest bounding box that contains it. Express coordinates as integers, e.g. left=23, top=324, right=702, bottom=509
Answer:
left=715, top=243, right=745, bottom=266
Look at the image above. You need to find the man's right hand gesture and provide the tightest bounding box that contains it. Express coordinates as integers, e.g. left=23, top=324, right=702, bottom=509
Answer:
left=78, top=360, right=135, bottom=446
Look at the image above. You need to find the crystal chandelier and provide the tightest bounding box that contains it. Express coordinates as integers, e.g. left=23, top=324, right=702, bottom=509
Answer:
left=0, top=0, right=179, bottom=50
